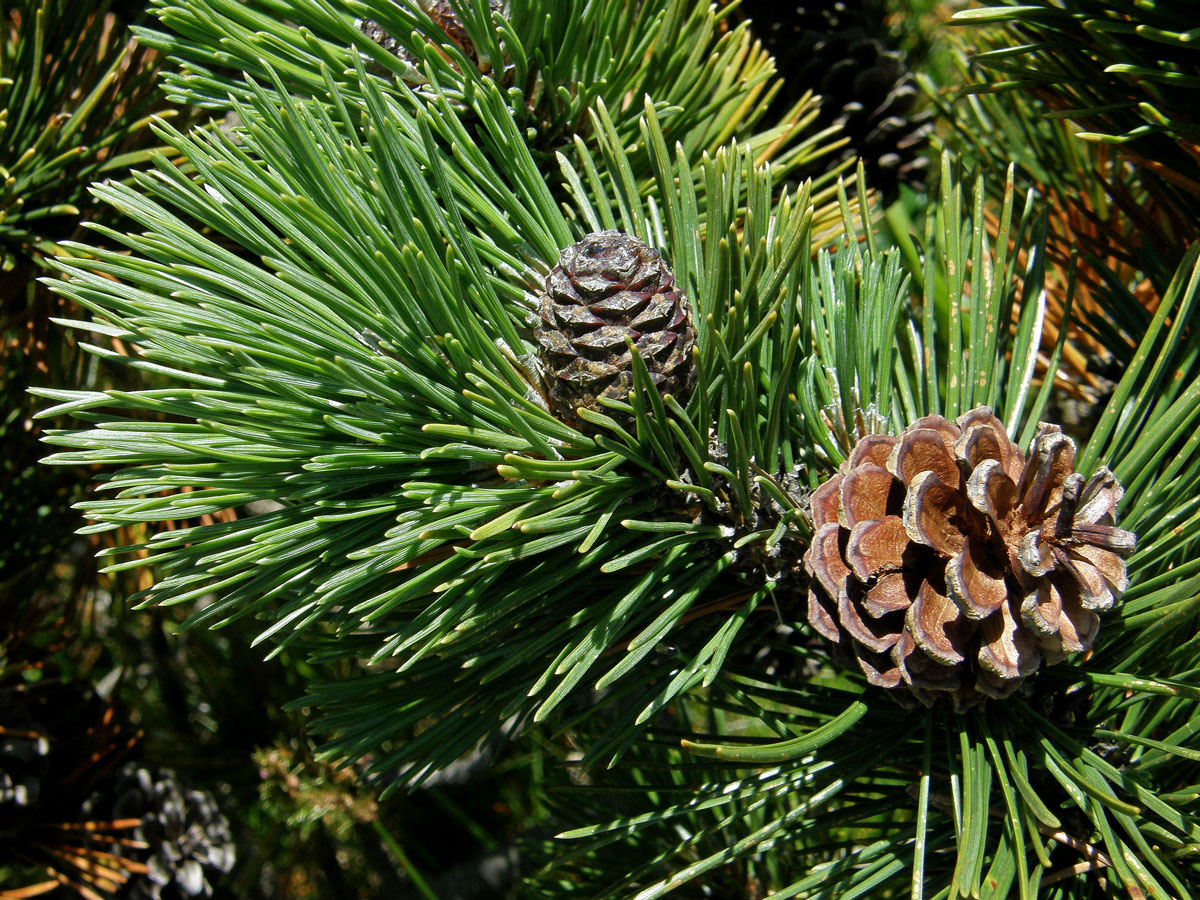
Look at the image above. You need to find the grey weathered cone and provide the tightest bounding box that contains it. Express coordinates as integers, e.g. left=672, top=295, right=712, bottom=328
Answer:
left=101, top=763, right=236, bottom=899
left=802, top=407, right=1135, bottom=711
left=535, top=230, right=696, bottom=429
left=0, top=687, right=51, bottom=820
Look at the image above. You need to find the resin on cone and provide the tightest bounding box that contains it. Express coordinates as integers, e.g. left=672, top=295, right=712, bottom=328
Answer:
left=803, top=407, right=1135, bottom=710
left=535, top=230, right=696, bottom=429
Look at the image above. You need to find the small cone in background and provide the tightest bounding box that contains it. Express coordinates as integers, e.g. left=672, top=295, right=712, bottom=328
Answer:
left=803, top=407, right=1135, bottom=711
left=733, top=0, right=934, bottom=201
left=0, top=686, right=52, bottom=817
left=95, top=763, right=236, bottom=900
left=535, top=230, right=696, bottom=430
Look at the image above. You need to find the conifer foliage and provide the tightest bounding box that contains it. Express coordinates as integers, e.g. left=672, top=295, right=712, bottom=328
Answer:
left=1, top=0, right=179, bottom=597
left=30, top=0, right=1200, bottom=897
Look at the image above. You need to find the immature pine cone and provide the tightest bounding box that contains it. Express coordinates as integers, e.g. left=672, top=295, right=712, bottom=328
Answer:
left=803, top=408, right=1135, bottom=710
left=535, top=230, right=696, bottom=427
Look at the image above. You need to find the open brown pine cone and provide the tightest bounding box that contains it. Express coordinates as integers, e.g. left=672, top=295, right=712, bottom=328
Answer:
left=803, top=407, right=1135, bottom=711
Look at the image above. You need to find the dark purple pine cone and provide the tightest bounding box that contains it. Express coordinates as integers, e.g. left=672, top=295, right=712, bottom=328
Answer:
left=803, top=408, right=1135, bottom=711
left=737, top=0, right=933, bottom=201
left=534, top=230, right=696, bottom=429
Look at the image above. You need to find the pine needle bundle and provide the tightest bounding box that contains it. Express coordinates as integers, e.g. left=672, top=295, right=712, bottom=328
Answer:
left=922, top=6, right=1200, bottom=423
left=135, top=0, right=843, bottom=181
left=952, top=0, right=1200, bottom=234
